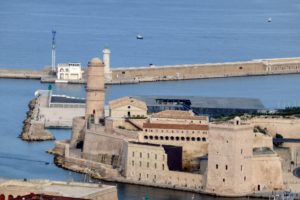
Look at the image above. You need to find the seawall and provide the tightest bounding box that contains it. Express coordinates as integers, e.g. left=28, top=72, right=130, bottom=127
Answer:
left=0, top=69, right=46, bottom=79
left=2, top=57, right=300, bottom=84
left=109, top=57, right=300, bottom=84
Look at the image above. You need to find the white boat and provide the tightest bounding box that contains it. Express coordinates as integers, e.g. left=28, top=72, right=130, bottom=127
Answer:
left=267, top=17, right=272, bottom=22
left=136, top=34, right=143, bottom=40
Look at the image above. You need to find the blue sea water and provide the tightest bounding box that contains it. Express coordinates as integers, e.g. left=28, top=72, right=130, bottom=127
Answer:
left=0, top=0, right=300, bottom=199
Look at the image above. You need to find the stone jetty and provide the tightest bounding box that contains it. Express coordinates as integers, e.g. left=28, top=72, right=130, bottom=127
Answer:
left=20, top=97, right=55, bottom=141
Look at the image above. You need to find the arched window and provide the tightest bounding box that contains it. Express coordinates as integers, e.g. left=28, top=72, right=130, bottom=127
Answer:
left=191, top=137, right=195, bottom=141
left=197, top=137, right=201, bottom=141
left=170, top=136, right=174, bottom=140
left=186, top=137, right=190, bottom=141
left=202, top=137, right=206, bottom=142
left=165, top=136, right=169, bottom=140
left=154, top=136, right=158, bottom=140
left=160, top=136, right=164, bottom=140
left=149, top=136, right=153, bottom=140
left=181, top=137, right=185, bottom=141
left=176, top=136, right=179, bottom=141
left=144, top=135, right=148, bottom=140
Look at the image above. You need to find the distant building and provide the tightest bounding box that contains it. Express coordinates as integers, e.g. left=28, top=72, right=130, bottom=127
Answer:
left=109, top=96, right=147, bottom=118
left=134, top=95, right=265, bottom=118
left=56, top=63, right=83, bottom=80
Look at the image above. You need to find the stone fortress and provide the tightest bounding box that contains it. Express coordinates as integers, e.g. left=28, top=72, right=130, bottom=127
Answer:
left=51, top=55, right=300, bottom=197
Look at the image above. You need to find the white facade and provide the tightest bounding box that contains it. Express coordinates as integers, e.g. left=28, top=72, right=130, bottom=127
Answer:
left=57, top=63, right=83, bottom=80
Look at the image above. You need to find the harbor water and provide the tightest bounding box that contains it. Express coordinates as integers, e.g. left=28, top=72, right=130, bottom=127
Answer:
left=1, top=0, right=300, bottom=199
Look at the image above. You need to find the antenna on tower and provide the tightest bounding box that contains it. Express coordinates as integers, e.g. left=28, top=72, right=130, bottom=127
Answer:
left=51, top=29, right=56, bottom=72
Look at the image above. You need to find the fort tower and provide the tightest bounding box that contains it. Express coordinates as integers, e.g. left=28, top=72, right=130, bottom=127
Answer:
left=85, top=57, right=105, bottom=124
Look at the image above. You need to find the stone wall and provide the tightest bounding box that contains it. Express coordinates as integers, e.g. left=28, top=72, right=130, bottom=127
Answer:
left=251, top=117, right=300, bottom=139
left=70, top=116, right=86, bottom=148
left=252, top=155, right=283, bottom=192
left=122, top=142, right=205, bottom=191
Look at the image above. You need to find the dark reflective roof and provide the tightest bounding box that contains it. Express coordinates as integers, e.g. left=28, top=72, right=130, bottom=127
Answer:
left=50, top=95, right=85, bottom=104
left=134, top=95, right=265, bottom=110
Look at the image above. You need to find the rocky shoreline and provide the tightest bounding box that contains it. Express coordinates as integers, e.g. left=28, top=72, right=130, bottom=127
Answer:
left=20, top=97, right=55, bottom=141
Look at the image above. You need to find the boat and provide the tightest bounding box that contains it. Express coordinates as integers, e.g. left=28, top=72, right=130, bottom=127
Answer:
left=267, top=17, right=272, bottom=22
left=136, top=34, right=143, bottom=40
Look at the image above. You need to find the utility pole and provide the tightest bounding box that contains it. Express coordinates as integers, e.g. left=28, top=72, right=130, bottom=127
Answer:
left=51, top=30, right=56, bottom=73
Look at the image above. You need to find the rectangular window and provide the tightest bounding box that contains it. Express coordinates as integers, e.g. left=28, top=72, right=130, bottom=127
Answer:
left=241, top=165, right=243, bottom=171
left=147, top=162, right=149, bottom=168
left=155, top=154, right=157, bottom=160
left=140, top=152, right=142, bottom=158
left=132, top=161, right=134, bottom=166
left=139, top=161, right=142, bottom=167
left=147, top=153, right=150, bottom=158
left=132, top=151, right=135, bottom=157
left=216, top=164, right=218, bottom=169
left=225, top=165, right=228, bottom=170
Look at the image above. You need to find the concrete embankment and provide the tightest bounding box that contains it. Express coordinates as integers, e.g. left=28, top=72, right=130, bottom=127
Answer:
left=20, top=97, right=55, bottom=141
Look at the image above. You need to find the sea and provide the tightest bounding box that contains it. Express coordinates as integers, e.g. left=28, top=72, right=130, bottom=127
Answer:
left=0, top=0, right=300, bottom=199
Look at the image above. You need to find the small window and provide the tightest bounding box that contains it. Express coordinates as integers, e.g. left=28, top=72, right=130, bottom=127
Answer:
left=128, top=106, right=131, bottom=109
left=147, top=153, right=150, bottom=158
left=140, top=152, right=142, bottom=158
left=160, top=136, right=164, bottom=140
left=225, top=165, right=228, bottom=170
left=144, top=136, right=148, bottom=140
left=202, top=137, right=206, bottom=142
left=239, top=66, right=243, bottom=70
left=139, top=161, right=142, bottom=167
left=223, top=178, right=225, bottom=183
left=186, top=137, right=190, bottom=141
left=244, top=176, right=246, bottom=181
left=155, top=154, right=157, bottom=160
left=154, top=136, right=158, bottom=140
left=181, top=137, right=185, bottom=141
left=170, top=136, right=174, bottom=140
left=147, top=162, right=149, bottom=168
left=216, top=164, right=218, bottom=169
left=132, top=152, right=135, bottom=157
left=149, top=136, right=153, bottom=140
left=165, top=136, right=169, bottom=140
left=162, top=164, right=165, bottom=170
left=132, top=161, right=134, bottom=166
left=122, top=71, right=125, bottom=74
left=241, top=149, right=243, bottom=154
left=154, top=163, right=157, bottom=169
left=241, top=165, right=243, bottom=171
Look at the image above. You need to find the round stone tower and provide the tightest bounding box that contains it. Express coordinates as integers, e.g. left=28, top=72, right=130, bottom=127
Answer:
left=85, top=57, right=105, bottom=124
left=102, top=48, right=111, bottom=74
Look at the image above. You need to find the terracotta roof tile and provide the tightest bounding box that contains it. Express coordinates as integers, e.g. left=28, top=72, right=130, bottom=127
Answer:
left=143, top=123, right=209, bottom=131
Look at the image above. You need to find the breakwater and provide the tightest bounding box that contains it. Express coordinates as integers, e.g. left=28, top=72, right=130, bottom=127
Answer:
left=0, top=69, right=46, bottom=79
left=109, top=57, right=300, bottom=84
left=1, top=57, right=300, bottom=84
left=20, top=97, right=55, bottom=141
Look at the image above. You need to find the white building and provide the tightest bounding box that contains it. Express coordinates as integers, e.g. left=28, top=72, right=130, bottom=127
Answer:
left=57, top=63, right=83, bottom=80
